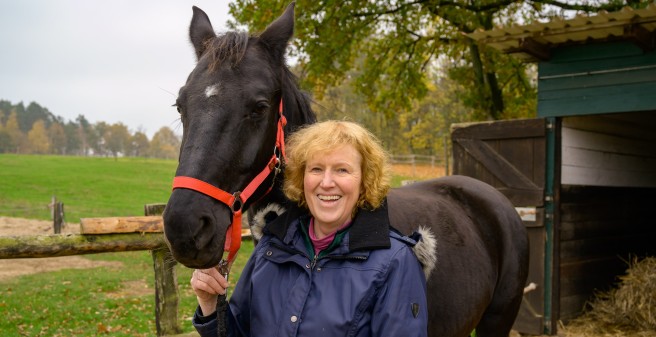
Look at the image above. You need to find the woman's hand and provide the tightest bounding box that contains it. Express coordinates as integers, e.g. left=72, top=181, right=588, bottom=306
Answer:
left=191, top=268, right=229, bottom=316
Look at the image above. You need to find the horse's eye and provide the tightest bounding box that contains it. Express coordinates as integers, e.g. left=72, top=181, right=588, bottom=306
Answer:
left=253, top=101, right=270, bottom=116
left=172, top=101, right=182, bottom=114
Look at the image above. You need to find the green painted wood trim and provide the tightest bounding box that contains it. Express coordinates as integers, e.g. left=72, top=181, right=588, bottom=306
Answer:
left=539, top=42, right=650, bottom=75
left=543, top=117, right=556, bottom=335
left=538, top=86, right=656, bottom=117
left=537, top=42, right=656, bottom=117
left=538, top=66, right=656, bottom=92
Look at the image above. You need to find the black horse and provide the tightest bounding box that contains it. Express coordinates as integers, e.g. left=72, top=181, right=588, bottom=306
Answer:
left=163, top=3, right=529, bottom=337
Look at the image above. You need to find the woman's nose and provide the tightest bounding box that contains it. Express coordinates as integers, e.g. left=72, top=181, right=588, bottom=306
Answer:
left=320, top=171, right=336, bottom=187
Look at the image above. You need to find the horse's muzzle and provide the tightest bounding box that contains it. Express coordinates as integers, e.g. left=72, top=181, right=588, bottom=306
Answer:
left=163, top=189, right=229, bottom=268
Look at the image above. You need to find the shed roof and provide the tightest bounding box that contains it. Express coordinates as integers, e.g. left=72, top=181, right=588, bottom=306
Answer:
left=468, top=4, right=656, bottom=62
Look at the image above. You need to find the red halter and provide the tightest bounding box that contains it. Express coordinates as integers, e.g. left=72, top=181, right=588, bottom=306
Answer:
left=171, top=100, right=287, bottom=264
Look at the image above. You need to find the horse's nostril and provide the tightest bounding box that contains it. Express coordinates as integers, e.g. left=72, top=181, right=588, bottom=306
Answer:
left=192, top=215, right=215, bottom=250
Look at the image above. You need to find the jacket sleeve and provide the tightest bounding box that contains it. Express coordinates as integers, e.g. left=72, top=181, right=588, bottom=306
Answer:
left=191, top=305, right=219, bottom=336
left=192, top=251, right=259, bottom=337
left=370, top=245, right=428, bottom=337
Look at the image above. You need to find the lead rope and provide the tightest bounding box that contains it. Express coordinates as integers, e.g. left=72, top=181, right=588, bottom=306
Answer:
left=216, top=260, right=230, bottom=337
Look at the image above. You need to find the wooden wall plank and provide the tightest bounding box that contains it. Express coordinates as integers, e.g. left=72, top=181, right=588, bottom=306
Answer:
left=562, top=165, right=656, bottom=187
left=563, top=114, right=656, bottom=142
left=560, top=116, right=656, bottom=187
left=563, top=146, right=656, bottom=171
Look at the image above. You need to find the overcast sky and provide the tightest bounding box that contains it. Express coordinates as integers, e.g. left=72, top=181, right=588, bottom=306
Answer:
left=0, top=0, right=233, bottom=138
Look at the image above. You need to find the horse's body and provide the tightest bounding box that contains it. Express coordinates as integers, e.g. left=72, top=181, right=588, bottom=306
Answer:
left=163, top=4, right=529, bottom=337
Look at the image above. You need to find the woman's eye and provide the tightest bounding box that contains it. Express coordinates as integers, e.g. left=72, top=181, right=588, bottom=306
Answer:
left=337, top=168, right=349, bottom=174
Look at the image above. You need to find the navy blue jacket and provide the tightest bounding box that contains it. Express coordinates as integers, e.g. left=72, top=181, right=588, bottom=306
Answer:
left=193, top=202, right=428, bottom=337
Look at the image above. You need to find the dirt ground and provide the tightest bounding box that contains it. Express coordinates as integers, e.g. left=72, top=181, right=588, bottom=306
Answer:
left=0, top=217, right=124, bottom=282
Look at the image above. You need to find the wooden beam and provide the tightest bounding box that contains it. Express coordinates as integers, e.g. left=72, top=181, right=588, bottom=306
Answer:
left=519, top=37, right=551, bottom=61
left=80, top=215, right=164, bottom=234
left=0, top=233, right=167, bottom=259
left=626, top=24, right=655, bottom=51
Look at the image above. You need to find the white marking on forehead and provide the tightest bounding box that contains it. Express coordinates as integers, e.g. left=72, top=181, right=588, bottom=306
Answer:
left=205, top=84, right=220, bottom=98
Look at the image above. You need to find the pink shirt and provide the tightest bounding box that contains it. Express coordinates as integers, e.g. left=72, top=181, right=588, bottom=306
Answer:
left=309, top=218, right=351, bottom=256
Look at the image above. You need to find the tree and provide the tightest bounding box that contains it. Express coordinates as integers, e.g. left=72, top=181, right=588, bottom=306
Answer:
left=0, top=128, right=10, bottom=153
left=48, top=122, right=67, bottom=155
left=229, top=0, right=638, bottom=121
left=0, top=107, right=6, bottom=126
left=63, top=120, right=81, bottom=155
left=149, top=127, right=180, bottom=159
left=27, top=120, right=50, bottom=154
left=128, top=131, right=150, bottom=157
left=90, top=121, right=109, bottom=156
left=4, top=110, right=25, bottom=153
left=23, top=102, right=56, bottom=132
left=76, top=115, right=91, bottom=156
left=104, top=123, right=131, bottom=159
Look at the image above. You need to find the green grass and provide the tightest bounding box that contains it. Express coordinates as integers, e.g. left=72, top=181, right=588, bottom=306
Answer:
left=0, top=154, right=177, bottom=221
left=0, top=242, right=255, bottom=336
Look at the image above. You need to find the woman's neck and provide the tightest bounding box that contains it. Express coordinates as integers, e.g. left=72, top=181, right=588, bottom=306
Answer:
left=311, top=218, right=351, bottom=240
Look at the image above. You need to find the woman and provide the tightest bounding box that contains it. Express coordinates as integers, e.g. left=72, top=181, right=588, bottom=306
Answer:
left=190, top=120, right=428, bottom=337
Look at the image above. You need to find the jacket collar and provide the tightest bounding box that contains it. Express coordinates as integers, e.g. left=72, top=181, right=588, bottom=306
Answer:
left=264, top=199, right=392, bottom=252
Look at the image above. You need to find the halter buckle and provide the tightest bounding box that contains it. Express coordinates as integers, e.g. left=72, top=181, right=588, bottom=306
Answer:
left=230, top=192, right=243, bottom=213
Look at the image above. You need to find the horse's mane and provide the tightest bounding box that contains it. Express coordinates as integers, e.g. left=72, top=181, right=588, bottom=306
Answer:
left=281, top=67, right=316, bottom=128
left=206, top=31, right=250, bottom=72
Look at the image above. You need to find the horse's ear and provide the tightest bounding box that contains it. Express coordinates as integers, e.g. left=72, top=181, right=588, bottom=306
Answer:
left=189, top=6, right=216, bottom=60
left=258, top=2, right=295, bottom=61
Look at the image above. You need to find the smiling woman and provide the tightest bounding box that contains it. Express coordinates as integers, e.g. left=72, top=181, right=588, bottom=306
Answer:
left=189, top=120, right=429, bottom=337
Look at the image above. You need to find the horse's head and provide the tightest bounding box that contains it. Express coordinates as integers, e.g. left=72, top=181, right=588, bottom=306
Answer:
left=163, top=3, right=309, bottom=268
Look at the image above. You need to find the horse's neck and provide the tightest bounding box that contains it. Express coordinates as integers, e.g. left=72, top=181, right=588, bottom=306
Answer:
left=247, top=79, right=315, bottom=238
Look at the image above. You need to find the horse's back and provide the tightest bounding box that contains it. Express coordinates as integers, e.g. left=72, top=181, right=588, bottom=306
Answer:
left=387, top=175, right=529, bottom=337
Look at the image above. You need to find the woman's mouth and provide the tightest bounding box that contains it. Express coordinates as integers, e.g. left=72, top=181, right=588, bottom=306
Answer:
left=318, top=194, right=341, bottom=201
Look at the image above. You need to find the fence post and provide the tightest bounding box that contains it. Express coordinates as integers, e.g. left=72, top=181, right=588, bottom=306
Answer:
left=52, top=196, right=64, bottom=234
left=146, top=203, right=182, bottom=336
left=444, top=135, right=450, bottom=176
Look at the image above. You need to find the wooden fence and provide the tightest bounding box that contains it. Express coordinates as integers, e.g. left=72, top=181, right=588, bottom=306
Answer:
left=0, top=204, right=189, bottom=337
left=390, top=153, right=450, bottom=177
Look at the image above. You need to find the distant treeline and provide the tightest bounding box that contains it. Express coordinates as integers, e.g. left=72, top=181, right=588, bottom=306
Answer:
left=0, top=100, right=180, bottom=159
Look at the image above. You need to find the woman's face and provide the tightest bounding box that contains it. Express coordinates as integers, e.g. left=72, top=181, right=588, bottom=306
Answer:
left=304, top=144, right=362, bottom=232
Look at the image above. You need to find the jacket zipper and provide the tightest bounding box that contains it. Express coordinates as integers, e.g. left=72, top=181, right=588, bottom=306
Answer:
left=269, top=242, right=368, bottom=270
left=316, top=255, right=368, bottom=269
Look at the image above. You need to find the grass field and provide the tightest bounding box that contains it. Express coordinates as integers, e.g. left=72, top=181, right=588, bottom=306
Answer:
left=0, top=154, right=443, bottom=336
left=0, top=154, right=177, bottom=221
left=0, top=154, right=445, bottom=222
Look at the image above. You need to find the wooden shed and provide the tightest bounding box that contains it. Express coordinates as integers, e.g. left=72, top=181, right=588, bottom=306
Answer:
left=453, top=4, right=656, bottom=335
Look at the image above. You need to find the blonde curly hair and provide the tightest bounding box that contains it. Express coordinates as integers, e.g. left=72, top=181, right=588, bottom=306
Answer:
left=283, top=120, right=391, bottom=211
